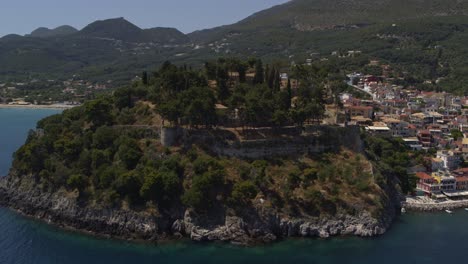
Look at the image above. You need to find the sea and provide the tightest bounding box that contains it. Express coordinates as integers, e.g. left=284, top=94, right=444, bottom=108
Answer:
left=0, top=108, right=467, bottom=264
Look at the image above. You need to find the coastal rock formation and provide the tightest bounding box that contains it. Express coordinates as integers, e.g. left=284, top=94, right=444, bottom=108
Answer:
left=0, top=172, right=399, bottom=245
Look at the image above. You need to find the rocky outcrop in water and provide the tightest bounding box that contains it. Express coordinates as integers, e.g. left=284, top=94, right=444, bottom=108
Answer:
left=0, top=173, right=399, bottom=246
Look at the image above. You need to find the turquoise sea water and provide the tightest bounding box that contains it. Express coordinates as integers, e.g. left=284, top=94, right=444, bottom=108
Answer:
left=0, top=108, right=467, bottom=264
left=0, top=108, right=61, bottom=176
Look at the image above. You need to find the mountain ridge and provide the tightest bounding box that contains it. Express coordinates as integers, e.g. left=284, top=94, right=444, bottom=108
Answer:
left=0, top=0, right=467, bottom=94
left=27, top=25, right=78, bottom=38
left=188, top=0, right=468, bottom=42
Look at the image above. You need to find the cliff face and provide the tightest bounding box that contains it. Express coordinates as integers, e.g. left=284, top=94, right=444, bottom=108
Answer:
left=0, top=170, right=400, bottom=245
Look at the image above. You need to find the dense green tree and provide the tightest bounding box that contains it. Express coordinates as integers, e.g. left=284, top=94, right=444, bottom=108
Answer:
left=216, top=66, right=230, bottom=102
left=114, top=87, right=134, bottom=110
left=67, top=174, right=88, bottom=191
left=91, top=149, right=111, bottom=170
left=84, top=98, right=114, bottom=128
left=229, top=180, right=258, bottom=205
left=182, top=169, right=225, bottom=211
left=142, top=71, right=149, bottom=85
left=140, top=169, right=181, bottom=206
left=92, top=126, right=116, bottom=149
left=113, top=170, right=142, bottom=203
left=116, top=137, right=142, bottom=170
left=204, top=61, right=217, bottom=80
left=158, top=99, right=182, bottom=126
left=253, top=59, right=264, bottom=85
left=274, top=69, right=281, bottom=92
left=179, top=87, right=217, bottom=127
left=237, top=62, right=247, bottom=83
left=451, top=129, right=463, bottom=141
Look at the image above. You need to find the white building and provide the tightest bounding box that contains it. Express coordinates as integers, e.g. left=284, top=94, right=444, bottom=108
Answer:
left=437, top=151, right=460, bottom=171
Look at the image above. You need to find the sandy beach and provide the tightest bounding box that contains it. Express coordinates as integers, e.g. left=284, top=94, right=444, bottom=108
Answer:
left=0, top=104, right=78, bottom=110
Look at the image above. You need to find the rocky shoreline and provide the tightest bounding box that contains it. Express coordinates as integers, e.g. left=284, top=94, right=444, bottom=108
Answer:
left=0, top=175, right=399, bottom=246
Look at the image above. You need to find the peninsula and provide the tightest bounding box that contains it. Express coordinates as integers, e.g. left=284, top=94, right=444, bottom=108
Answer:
left=0, top=59, right=405, bottom=245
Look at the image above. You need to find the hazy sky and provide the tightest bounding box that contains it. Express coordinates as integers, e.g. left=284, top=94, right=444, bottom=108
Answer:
left=0, top=0, right=289, bottom=37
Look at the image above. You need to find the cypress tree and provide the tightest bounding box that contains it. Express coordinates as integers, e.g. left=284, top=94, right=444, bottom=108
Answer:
left=253, top=59, right=264, bottom=85
left=238, top=63, right=247, bottom=83
left=267, top=66, right=275, bottom=89
left=142, top=71, right=148, bottom=85
left=273, top=69, right=281, bottom=92
left=265, top=64, right=271, bottom=87
left=217, top=66, right=230, bottom=102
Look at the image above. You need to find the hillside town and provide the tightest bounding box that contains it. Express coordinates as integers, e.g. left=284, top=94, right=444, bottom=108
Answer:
left=342, top=69, right=467, bottom=203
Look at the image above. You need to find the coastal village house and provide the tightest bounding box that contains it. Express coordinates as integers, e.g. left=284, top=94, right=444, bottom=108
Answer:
left=416, top=170, right=468, bottom=199
left=346, top=105, right=374, bottom=119
left=417, top=130, right=433, bottom=149
left=463, top=138, right=468, bottom=158
left=381, top=117, right=411, bottom=137
left=342, top=73, right=466, bottom=201
left=437, top=150, right=460, bottom=171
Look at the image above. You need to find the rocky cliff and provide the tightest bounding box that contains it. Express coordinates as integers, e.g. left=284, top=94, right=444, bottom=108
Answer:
left=0, top=170, right=400, bottom=245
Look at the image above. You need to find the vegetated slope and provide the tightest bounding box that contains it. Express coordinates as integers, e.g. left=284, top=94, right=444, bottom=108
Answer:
left=190, top=0, right=468, bottom=42
left=0, top=18, right=191, bottom=83
left=1, top=0, right=468, bottom=94
left=78, top=17, right=189, bottom=44
left=143, top=27, right=190, bottom=44
left=28, top=26, right=78, bottom=38
left=241, top=0, right=468, bottom=30
left=0, top=63, right=405, bottom=245
left=187, top=0, right=468, bottom=94
left=78, top=17, right=147, bottom=41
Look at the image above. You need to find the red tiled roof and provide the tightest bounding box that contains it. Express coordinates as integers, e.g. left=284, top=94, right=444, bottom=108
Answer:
left=454, top=168, right=468, bottom=174
left=416, top=172, right=433, bottom=180
left=456, top=177, right=468, bottom=183
left=348, top=106, right=373, bottom=111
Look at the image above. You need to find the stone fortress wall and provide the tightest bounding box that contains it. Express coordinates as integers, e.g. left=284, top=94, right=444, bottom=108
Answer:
left=161, top=125, right=363, bottom=159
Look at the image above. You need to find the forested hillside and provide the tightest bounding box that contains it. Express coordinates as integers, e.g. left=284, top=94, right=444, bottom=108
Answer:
left=0, top=0, right=467, bottom=94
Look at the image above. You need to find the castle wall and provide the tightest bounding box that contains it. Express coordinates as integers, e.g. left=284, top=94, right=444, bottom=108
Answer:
left=174, top=125, right=363, bottom=159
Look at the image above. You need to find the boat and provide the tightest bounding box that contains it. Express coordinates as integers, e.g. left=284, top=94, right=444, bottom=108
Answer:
left=446, top=210, right=453, bottom=214
left=401, top=208, right=406, bottom=214
left=465, top=208, right=468, bottom=211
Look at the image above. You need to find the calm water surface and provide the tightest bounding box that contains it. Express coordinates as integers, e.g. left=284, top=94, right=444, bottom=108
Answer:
left=0, top=108, right=467, bottom=264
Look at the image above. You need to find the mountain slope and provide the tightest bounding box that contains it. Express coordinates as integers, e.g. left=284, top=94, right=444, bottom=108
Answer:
left=79, top=17, right=145, bottom=41
left=0, top=0, right=467, bottom=94
left=189, top=0, right=468, bottom=41
left=28, top=25, right=78, bottom=38
left=241, top=0, right=468, bottom=29
left=78, top=17, right=190, bottom=44
left=143, top=27, right=190, bottom=44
